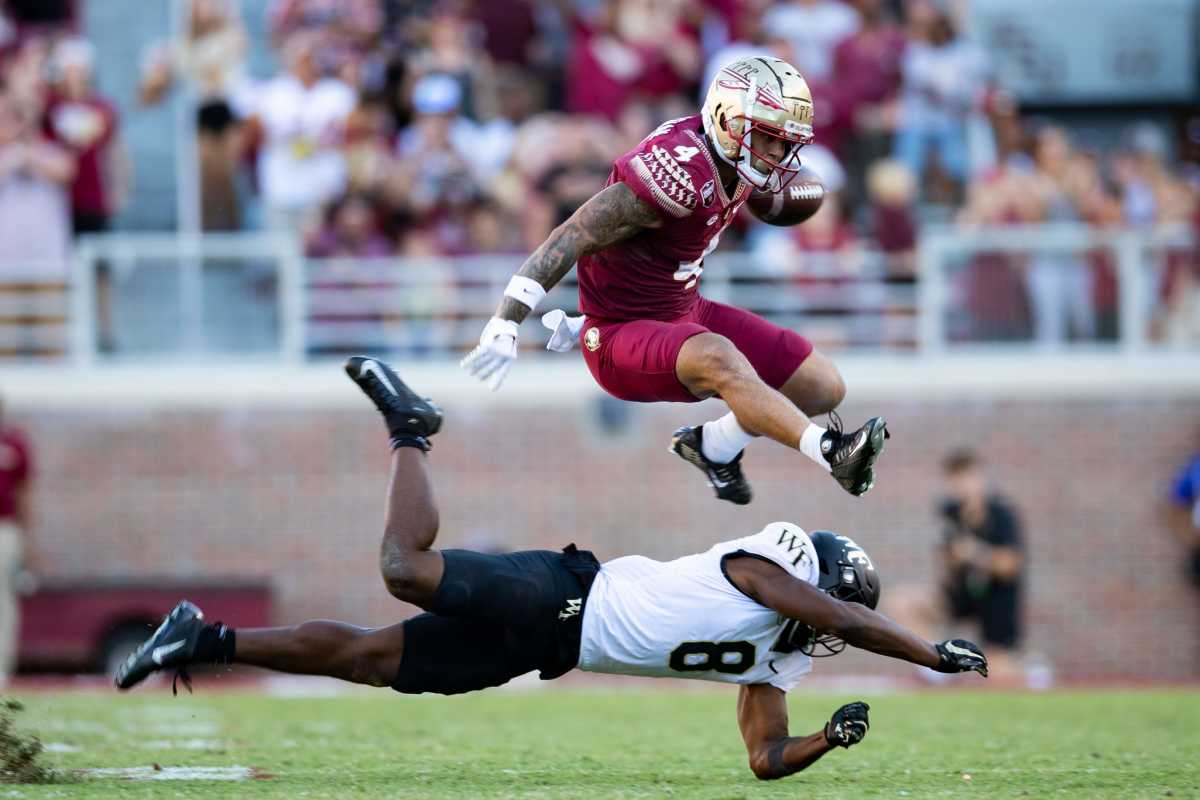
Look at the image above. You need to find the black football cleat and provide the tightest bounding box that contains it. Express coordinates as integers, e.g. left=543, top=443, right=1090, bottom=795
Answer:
left=670, top=425, right=752, bottom=505
left=822, top=413, right=889, bottom=497
left=344, top=356, right=443, bottom=451
left=115, top=600, right=206, bottom=691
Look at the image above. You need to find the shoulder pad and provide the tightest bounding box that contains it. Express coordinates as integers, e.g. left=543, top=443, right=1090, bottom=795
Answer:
left=628, top=144, right=699, bottom=218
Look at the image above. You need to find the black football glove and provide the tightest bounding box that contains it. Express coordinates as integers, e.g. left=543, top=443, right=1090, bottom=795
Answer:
left=824, top=701, right=870, bottom=748
left=934, top=639, right=989, bottom=677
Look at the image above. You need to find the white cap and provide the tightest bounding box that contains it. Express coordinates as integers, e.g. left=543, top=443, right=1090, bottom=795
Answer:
left=413, top=74, right=462, bottom=115
left=55, top=37, right=95, bottom=72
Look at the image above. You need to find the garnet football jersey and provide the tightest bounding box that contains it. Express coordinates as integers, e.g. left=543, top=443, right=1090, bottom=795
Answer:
left=577, top=522, right=820, bottom=692
left=577, top=115, right=749, bottom=321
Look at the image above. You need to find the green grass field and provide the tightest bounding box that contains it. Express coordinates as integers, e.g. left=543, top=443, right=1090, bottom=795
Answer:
left=13, top=685, right=1200, bottom=799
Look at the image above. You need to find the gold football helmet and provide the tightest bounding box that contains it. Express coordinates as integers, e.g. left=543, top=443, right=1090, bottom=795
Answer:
left=701, top=57, right=814, bottom=191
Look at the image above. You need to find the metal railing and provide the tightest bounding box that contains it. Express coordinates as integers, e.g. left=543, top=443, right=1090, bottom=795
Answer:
left=0, top=274, right=70, bottom=358
left=70, top=233, right=304, bottom=363
left=52, top=224, right=1199, bottom=365
left=918, top=223, right=1197, bottom=353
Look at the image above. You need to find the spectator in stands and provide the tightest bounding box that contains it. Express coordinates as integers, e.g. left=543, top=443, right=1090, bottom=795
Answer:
left=1113, top=124, right=1200, bottom=344
left=1167, top=444, right=1200, bottom=589
left=404, top=7, right=496, bottom=123
left=3, top=35, right=50, bottom=121
left=399, top=70, right=514, bottom=186
left=462, top=198, right=525, bottom=256
left=44, top=38, right=125, bottom=353
left=0, top=395, right=39, bottom=685
left=306, top=191, right=394, bottom=258
left=475, top=64, right=540, bottom=168
left=787, top=192, right=859, bottom=273
left=750, top=144, right=850, bottom=268
left=763, top=0, right=860, bottom=84
left=468, top=0, right=541, bottom=69
left=390, top=73, right=484, bottom=254
left=700, top=1, right=791, bottom=97
left=1113, top=124, right=1193, bottom=229
left=557, top=0, right=701, bottom=121
left=44, top=38, right=122, bottom=239
left=889, top=449, right=1026, bottom=684
left=865, top=158, right=917, bottom=278
left=138, top=0, right=251, bottom=231
left=830, top=0, right=906, bottom=211
left=1023, top=125, right=1095, bottom=344
left=1154, top=209, right=1200, bottom=344
left=893, top=0, right=987, bottom=203
left=247, top=31, right=356, bottom=234
left=524, top=116, right=615, bottom=245
left=955, top=136, right=1043, bottom=341
left=343, top=93, right=398, bottom=196
left=0, top=87, right=74, bottom=285
left=268, top=0, right=382, bottom=83
left=1061, top=149, right=1124, bottom=341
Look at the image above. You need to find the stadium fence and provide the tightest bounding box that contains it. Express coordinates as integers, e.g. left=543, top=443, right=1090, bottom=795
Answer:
left=53, top=224, right=1199, bottom=365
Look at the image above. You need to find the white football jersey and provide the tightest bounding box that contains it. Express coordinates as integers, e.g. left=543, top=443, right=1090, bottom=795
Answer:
left=578, top=522, right=820, bottom=692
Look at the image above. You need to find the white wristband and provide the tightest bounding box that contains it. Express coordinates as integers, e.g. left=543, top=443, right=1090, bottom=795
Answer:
left=504, top=275, right=547, bottom=311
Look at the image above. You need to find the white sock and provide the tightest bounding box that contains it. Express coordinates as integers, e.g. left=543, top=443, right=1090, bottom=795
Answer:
left=799, top=423, right=831, bottom=472
left=701, top=413, right=755, bottom=464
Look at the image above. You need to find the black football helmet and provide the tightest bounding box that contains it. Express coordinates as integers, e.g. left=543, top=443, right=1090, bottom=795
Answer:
left=802, top=530, right=881, bottom=657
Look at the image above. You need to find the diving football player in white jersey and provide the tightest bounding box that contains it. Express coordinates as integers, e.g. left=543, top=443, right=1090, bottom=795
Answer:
left=116, top=359, right=988, bottom=781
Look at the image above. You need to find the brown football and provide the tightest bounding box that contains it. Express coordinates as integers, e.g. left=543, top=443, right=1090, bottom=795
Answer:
left=745, top=166, right=825, bottom=226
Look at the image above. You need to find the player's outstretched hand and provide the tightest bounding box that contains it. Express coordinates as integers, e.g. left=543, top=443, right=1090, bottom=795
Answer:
left=461, top=317, right=520, bottom=391
left=824, top=701, right=870, bottom=749
left=934, top=639, right=989, bottom=677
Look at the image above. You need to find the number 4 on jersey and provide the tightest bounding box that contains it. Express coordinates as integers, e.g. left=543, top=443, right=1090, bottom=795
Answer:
left=672, top=145, right=700, bottom=163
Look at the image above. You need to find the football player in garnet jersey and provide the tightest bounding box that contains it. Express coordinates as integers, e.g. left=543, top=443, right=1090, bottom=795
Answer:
left=462, top=57, right=888, bottom=504
left=117, top=359, right=987, bottom=781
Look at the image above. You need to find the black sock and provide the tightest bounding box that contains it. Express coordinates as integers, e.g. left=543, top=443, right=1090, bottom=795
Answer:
left=193, top=623, right=237, bottom=665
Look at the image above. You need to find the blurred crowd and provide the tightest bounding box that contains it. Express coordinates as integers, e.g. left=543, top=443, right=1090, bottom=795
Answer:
left=148, top=0, right=993, bottom=264
left=954, top=113, right=1199, bottom=345
left=0, top=0, right=1197, bottom=347
left=0, top=9, right=125, bottom=283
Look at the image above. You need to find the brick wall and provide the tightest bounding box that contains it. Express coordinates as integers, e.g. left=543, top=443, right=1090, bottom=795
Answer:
left=19, top=396, right=1200, bottom=682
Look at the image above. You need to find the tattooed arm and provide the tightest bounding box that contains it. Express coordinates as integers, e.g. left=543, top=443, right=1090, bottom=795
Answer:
left=462, top=182, right=661, bottom=389
left=494, top=182, right=663, bottom=324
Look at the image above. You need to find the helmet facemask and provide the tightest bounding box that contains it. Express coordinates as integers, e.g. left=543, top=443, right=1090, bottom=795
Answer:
left=703, top=73, right=813, bottom=192
left=724, top=115, right=808, bottom=192
left=799, top=570, right=877, bottom=657
left=795, top=531, right=882, bottom=658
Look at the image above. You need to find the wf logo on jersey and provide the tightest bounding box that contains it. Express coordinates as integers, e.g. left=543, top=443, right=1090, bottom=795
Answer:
left=559, top=598, right=582, bottom=620
left=775, top=528, right=812, bottom=569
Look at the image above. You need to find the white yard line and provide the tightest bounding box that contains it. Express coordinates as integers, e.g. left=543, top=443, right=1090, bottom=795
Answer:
left=260, top=675, right=356, bottom=698
left=138, top=739, right=228, bottom=750
left=81, top=766, right=256, bottom=781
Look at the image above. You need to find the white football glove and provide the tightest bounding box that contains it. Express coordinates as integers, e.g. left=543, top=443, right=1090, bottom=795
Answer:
left=461, top=317, right=520, bottom=391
